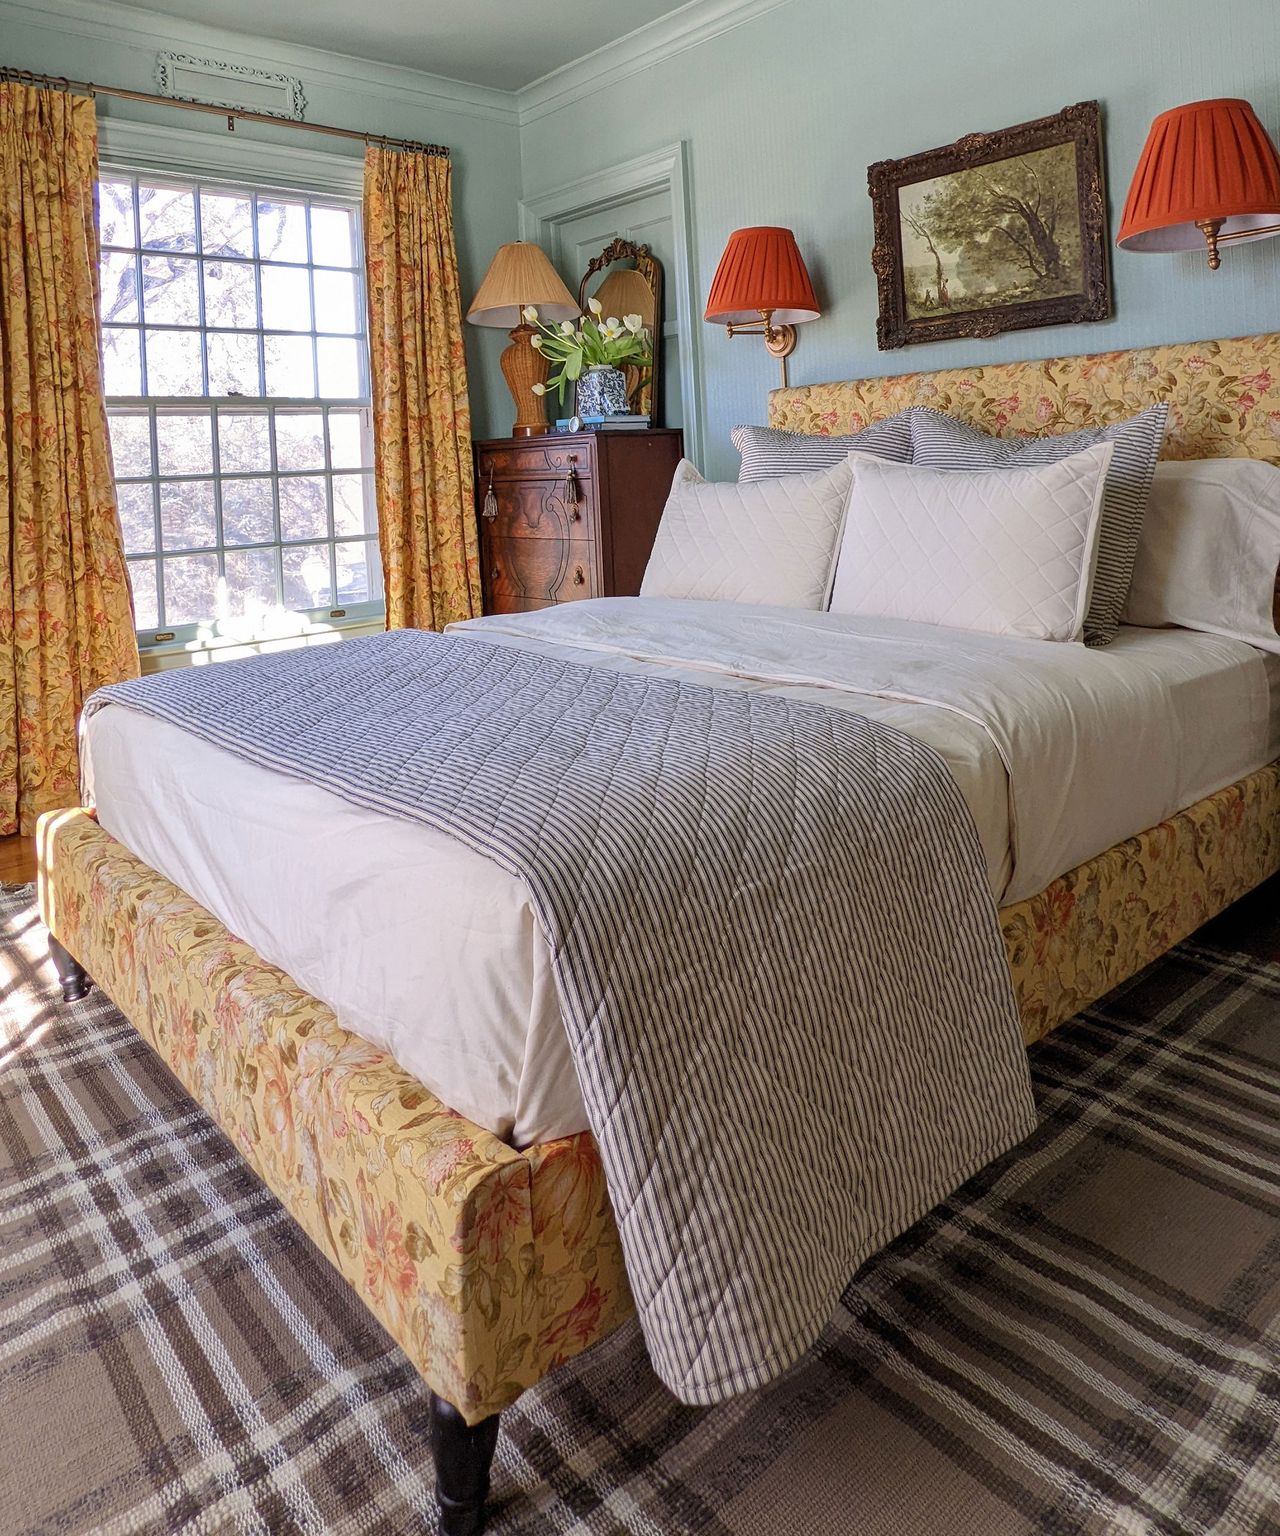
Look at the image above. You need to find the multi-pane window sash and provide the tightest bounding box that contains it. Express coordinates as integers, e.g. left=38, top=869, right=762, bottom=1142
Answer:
left=98, top=172, right=383, bottom=645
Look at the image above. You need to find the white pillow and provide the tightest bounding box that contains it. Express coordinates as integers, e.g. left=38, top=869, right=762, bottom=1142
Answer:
left=828, top=444, right=1114, bottom=642
left=1122, top=458, right=1280, bottom=653
left=640, top=456, right=853, bottom=609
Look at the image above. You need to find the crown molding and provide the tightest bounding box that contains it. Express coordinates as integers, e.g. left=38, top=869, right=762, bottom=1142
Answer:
left=516, top=0, right=796, bottom=124
left=0, top=0, right=518, bottom=126
left=3, top=0, right=797, bottom=135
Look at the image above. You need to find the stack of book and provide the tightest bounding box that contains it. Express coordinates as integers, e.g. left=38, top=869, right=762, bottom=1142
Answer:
left=554, top=414, right=651, bottom=433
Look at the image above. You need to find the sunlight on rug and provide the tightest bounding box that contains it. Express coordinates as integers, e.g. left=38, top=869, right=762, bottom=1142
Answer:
left=2, top=881, right=1279, bottom=1535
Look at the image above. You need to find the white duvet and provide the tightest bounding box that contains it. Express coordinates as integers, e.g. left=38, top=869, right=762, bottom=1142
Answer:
left=84, top=600, right=1280, bottom=1146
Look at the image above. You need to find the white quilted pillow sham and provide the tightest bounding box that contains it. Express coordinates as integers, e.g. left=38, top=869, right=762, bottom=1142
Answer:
left=829, top=444, right=1114, bottom=642
left=640, top=456, right=854, bottom=609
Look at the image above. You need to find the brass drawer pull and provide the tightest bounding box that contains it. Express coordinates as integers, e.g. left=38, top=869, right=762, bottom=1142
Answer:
left=565, top=465, right=582, bottom=520
left=572, top=565, right=585, bottom=586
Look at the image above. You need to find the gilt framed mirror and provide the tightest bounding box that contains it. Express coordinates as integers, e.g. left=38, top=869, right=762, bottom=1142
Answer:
left=577, top=238, right=663, bottom=425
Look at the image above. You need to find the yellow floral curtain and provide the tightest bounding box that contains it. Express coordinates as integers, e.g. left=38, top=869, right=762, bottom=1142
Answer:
left=363, top=147, right=481, bottom=631
left=0, top=82, right=139, bottom=837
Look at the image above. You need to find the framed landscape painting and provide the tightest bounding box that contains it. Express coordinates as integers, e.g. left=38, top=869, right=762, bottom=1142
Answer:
left=868, top=102, right=1110, bottom=350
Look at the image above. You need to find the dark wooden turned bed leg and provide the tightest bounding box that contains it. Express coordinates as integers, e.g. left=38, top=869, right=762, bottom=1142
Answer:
left=48, top=936, right=93, bottom=1003
left=429, top=1393, right=499, bottom=1536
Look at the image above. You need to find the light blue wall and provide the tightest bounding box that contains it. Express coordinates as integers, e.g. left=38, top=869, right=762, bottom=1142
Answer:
left=521, top=0, right=1280, bottom=478
left=9, top=1, right=1280, bottom=463
left=2, top=5, right=522, bottom=438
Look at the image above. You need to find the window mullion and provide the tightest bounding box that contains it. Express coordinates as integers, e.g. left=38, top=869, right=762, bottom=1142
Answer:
left=194, top=182, right=210, bottom=399
left=132, top=178, right=150, bottom=398
left=148, top=404, right=165, bottom=627
left=251, top=189, right=267, bottom=400
left=211, top=403, right=227, bottom=601
left=268, top=406, right=284, bottom=607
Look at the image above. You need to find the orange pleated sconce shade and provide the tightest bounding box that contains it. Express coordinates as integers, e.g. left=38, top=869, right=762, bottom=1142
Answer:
left=1117, top=98, right=1280, bottom=252
left=704, top=227, right=821, bottom=324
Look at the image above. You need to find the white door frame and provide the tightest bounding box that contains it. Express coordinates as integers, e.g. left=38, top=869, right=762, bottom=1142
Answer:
left=519, top=141, right=702, bottom=466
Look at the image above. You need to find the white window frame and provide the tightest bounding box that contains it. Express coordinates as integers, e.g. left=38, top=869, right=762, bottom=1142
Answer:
left=98, top=129, right=382, bottom=651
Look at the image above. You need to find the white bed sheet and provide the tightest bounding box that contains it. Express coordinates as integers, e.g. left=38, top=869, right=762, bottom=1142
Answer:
left=84, top=601, right=1280, bottom=1147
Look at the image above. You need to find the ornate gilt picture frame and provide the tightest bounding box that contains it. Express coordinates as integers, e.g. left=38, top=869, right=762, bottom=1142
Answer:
left=868, top=101, right=1110, bottom=351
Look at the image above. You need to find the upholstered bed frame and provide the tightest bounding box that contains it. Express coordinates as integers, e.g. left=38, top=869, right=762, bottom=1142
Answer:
left=38, top=330, right=1280, bottom=1535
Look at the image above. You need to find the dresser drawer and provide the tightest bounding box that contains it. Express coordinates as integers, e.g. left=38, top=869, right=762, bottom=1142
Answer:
left=485, top=534, right=598, bottom=612
left=479, top=441, right=594, bottom=480
left=480, top=473, right=596, bottom=544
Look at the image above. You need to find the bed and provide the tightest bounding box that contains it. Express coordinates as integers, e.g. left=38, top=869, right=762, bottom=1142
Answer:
left=38, top=330, right=1280, bottom=1534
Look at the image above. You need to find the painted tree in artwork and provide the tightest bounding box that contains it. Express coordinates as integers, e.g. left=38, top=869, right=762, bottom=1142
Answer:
left=906, top=143, right=1082, bottom=306
left=902, top=210, right=947, bottom=299
left=935, top=145, right=1078, bottom=281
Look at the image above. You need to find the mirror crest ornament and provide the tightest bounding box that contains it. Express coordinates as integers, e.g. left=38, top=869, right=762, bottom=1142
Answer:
left=578, top=238, right=663, bottom=424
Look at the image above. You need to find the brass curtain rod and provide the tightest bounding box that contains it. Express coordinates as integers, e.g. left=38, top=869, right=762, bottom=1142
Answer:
left=0, top=66, right=450, bottom=158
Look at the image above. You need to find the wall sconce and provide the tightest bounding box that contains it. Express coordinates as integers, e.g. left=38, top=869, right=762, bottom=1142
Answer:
left=704, top=226, right=821, bottom=387
left=1117, top=98, right=1280, bottom=269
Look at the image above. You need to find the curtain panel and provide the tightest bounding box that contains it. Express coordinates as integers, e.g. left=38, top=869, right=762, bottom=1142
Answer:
left=0, top=82, right=139, bottom=837
left=363, top=147, right=481, bottom=631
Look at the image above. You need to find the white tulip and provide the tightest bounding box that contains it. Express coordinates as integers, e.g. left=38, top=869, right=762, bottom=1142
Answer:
left=623, top=314, right=643, bottom=333
left=560, top=319, right=575, bottom=334
left=530, top=382, right=546, bottom=396
left=587, top=296, right=603, bottom=315
left=530, top=334, right=543, bottom=350
left=605, top=317, right=621, bottom=331
left=523, top=305, right=539, bottom=322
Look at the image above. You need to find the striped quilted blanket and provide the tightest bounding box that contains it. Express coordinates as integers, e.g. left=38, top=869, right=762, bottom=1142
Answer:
left=86, top=628, right=1036, bottom=1404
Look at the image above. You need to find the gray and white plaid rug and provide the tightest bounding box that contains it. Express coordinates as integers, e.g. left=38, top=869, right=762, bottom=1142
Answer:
left=3, top=880, right=1280, bottom=1535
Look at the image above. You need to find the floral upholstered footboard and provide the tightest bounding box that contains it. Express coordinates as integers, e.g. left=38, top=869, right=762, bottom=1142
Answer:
left=36, top=763, right=1280, bottom=1421
left=37, top=809, right=633, bottom=1425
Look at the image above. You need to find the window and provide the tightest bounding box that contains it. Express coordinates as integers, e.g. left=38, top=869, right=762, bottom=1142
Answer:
left=98, top=172, right=382, bottom=645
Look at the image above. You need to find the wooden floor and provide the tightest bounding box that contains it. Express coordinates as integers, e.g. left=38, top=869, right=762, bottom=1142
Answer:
left=0, top=835, right=37, bottom=886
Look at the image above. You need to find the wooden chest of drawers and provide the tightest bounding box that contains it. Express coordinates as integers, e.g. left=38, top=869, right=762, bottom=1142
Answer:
left=475, top=429, right=684, bottom=615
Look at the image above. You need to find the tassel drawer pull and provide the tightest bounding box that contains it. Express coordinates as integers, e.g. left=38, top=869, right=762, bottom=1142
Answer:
left=564, top=465, right=581, bottom=520
left=482, top=468, right=498, bottom=521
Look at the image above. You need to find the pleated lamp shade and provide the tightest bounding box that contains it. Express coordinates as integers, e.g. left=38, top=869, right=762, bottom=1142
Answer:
left=704, top=227, right=821, bottom=324
left=590, top=266, right=656, bottom=327
left=1117, top=98, right=1280, bottom=252
left=467, top=242, right=578, bottom=328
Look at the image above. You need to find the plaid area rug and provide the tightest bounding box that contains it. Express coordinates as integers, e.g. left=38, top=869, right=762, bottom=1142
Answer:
left=3, top=883, right=1280, bottom=1536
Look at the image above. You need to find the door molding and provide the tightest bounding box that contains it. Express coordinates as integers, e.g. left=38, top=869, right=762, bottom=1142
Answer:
left=519, top=142, right=702, bottom=465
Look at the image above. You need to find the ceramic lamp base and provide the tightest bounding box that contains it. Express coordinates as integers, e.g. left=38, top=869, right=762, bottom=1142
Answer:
left=501, top=322, right=550, bottom=437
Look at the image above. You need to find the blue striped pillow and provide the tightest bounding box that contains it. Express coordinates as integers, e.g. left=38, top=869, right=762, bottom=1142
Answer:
left=908, top=404, right=1170, bottom=647
left=732, top=411, right=914, bottom=483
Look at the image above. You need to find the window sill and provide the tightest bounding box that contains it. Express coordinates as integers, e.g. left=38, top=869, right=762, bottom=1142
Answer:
left=138, top=612, right=385, bottom=673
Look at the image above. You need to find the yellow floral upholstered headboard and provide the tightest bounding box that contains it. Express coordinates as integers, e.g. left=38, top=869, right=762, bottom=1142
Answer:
left=768, top=332, right=1280, bottom=464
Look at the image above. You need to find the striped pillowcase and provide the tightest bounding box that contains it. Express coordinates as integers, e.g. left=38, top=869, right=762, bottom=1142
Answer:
left=731, top=412, right=914, bottom=483
left=908, top=404, right=1170, bottom=647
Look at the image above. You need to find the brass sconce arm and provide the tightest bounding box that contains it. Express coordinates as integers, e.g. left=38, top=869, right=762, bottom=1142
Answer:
left=1196, top=216, right=1280, bottom=269
left=723, top=309, right=799, bottom=385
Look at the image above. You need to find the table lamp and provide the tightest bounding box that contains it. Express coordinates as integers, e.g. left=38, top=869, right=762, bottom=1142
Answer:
left=704, top=226, right=821, bottom=386
left=468, top=242, right=579, bottom=435
left=1117, top=98, right=1280, bottom=269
